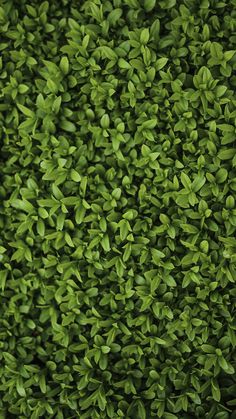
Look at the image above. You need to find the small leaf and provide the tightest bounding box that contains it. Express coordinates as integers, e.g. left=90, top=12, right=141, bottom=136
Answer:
left=37, top=219, right=45, bottom=237
left=140, top=28, right=150, bottom=44
left=60, top=120, right=76, bottom=132
left=71, top=169, right=81, bottom=182
left=144, top=0, right=156, bottom=12
left=17, top=103, right=35, bottom=118
left=181, top=172, right=191, bottom=189
left=191, top=175, right=206, bottom=192
left=118, top=58, right=131, bottom=69
left=0, top=270, right=8, bottom=291
left=98, top=46, right=117, bottom=60
left=16, top=378, right=26, bottom=397
left=218, top=149, right=235, bottom=160
left=108, top=8, right=123, bottom=24
left=142, top=119, right=157, bottom=129
left=39, top=375, right=47, bottom=394
left=101, top=234, right=110, bottom=252
left=156, top=57, right=168, bottom=71
left=211, top=379, right=221, bottom=402
left=60, top=56, right=69, bottom=74
left=151, top=248, right=165, bottom=264
left=215, top=168, right=228, bottom=183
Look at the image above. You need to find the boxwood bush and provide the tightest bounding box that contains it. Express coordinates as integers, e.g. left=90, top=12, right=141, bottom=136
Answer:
left=0, top=0, right=236, bottom=418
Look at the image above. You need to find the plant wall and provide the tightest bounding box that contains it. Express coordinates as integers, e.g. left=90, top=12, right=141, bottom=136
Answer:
left=0, top=0, right=236, bottom=418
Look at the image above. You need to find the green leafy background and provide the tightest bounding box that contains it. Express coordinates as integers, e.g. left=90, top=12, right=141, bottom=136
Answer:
left=0, top=0, right=236, bottom=418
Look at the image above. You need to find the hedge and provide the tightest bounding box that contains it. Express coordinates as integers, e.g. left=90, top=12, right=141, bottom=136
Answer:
left=0, top=0, right=236, bottom=418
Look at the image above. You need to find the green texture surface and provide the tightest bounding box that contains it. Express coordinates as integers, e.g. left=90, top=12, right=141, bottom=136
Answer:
left=0, top=0, right=236, bottom=418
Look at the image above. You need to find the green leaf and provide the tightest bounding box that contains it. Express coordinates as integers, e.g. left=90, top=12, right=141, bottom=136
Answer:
left=0, top=270, right=8, bottom=291
left=123, top=243, right=132, bottom=262
left=201, top=344, right=215, bottom=353
left=118, top=58, right=131, bottom=69
left=39, top=375, right=47, bottom=394
left=52, top=96, right=62, bottom=113
left=47, top=79, right=58, bottom=93
left=123, top=209, right=137, bottom=220
left=60, top=120, right=76, bottom=132
left=215, top=168, right=228, bottom=183
left=151, top=248, right=165, bottom=264
left=160, top=0, right=176, bottom=8
left=218, top=149, right=235, bottom=160
left=210, top=42, right=224, bottom=60
left=142, top=118, right=157, bottom=129
left=181, top=172, right=191, bottom=190
left=101, top=345, right=110, bottom=354
left=155, top=57, right=168, bottom=71
left=140, top=28, right=150, bottom=45
left=71, top=169, right=81, bottom=182
left=108, top=8, right=123, bottom=25
left=211, top=379, right=221, bottom=402
left=60, top=56, right=69, bottom=74
left=191, top=175, right=206, bottom=192
left=11, top=199, right=34, bottom=213
left=120, top=219, right=130, bottom=241
left=144, top=0, right=156, bottom=12
left=137, top=400, right=146, bottom=419
left=224, top=50, right=235, bottom=61
left=65, top=232, right=75, bottom=247
left=164, top=275, right=176, bottom=287
left=16, top=378, right=26, bottom=397
left=101, top=114, right=110, bottom=129
left=218, top=356, right=235, bottom=374
left=163, top=413, right=178, bottom=418
left=17, top=103, right=35, bottom=118
left=37, top=219, right=45, bottom=237
left=97, top=46, right=117, bottom=60
left=101, top=234, right=110, bottom=252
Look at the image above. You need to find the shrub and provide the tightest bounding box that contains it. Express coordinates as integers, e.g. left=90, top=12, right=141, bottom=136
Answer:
left=0, top=0, right=236, bottom=418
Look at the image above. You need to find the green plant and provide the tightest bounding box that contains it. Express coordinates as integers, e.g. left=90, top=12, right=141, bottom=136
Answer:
left=0, top=0, right=236, bottom=418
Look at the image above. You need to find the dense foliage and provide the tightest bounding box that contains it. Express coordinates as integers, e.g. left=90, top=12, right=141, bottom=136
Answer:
left=0, top=0, right=236, bottom=418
